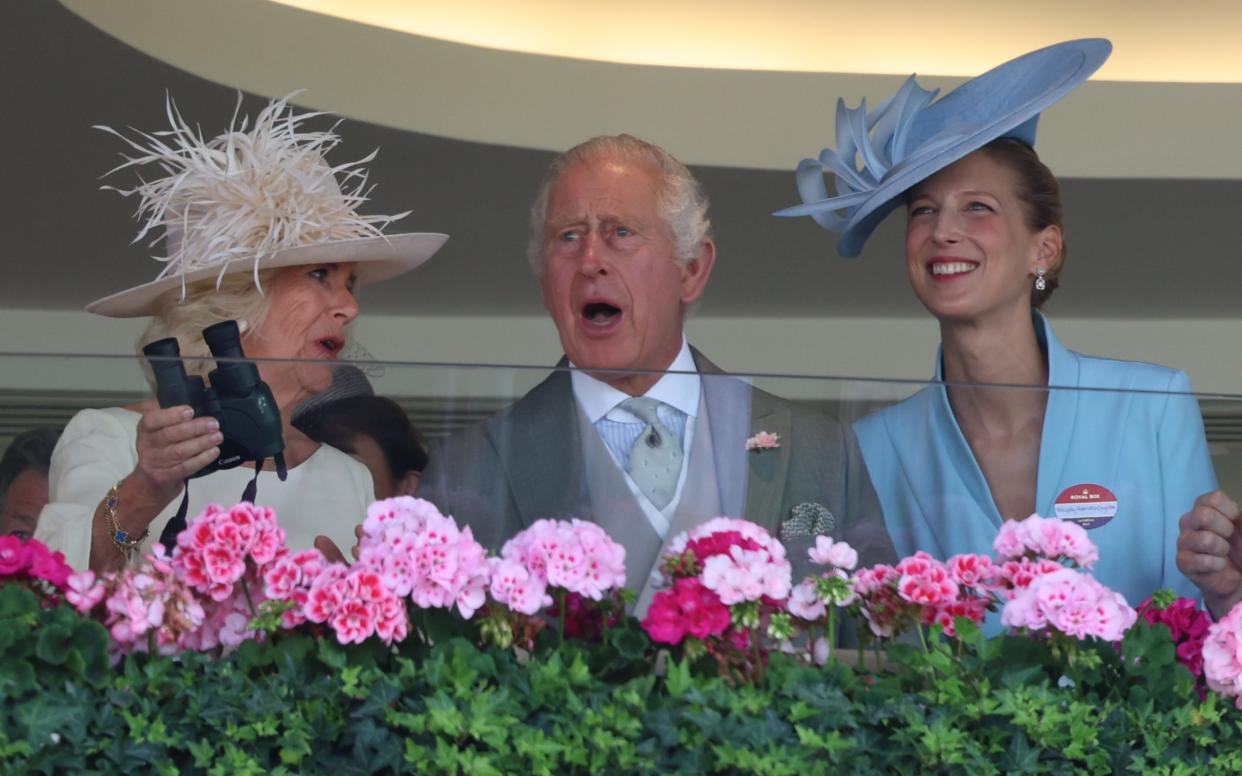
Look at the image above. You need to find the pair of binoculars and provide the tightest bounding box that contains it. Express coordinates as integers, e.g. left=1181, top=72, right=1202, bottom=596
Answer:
left=142, top=320, right=287, bottom=481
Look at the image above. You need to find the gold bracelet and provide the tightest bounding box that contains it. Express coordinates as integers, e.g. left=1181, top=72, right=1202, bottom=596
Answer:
left=103, top=482, right=148, bottom=562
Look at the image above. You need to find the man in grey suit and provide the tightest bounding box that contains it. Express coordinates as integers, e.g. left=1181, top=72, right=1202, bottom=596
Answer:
left=418, top=135, right=894, bottom=607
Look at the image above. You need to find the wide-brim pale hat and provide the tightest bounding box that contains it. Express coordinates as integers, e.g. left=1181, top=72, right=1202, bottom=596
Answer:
left=775, top=39, right=1111, bottom=258
left=88, top=94, right=447, bottom=318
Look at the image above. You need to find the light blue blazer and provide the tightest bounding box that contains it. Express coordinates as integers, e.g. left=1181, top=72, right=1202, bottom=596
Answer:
left=855, top=313, right=1217, bottom=604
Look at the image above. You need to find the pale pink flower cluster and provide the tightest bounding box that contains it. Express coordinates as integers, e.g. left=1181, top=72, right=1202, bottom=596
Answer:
left=993, top=514, right=1099, bottom=568
left=852, top=564, right=898, bottom=596
left=488, top=558, right=552, bottom=615
left=171, top=503, right=287, bottom=601
left=787, top=537, right=861, bottom=620
left=947, top=554, right=999, bottom=589
left=850, top=564, right=903, bottom=638
left=102, top=544, right=206, bottom=659
left=702, top=546, right=792, bottom=605
left=303, top=564, right=409, bottom=645
left=667, top=518, right=791, bottom=605
left=1001, top=567, right=1136, bottom=641
left=262, top=549, right=330, bottom=628
left=664, top=517, right=783, bottom=559
left=808, top=536, right=858, bottom=571
left=843, top=553, right=997, bottom=640
left=356, top=497, right=491, bottom=618
left=784, top=576, right=854, bottom=623
left=1204, top=603, right=1242, bottom=709
left=896, top=551, right=959, bottom=607
left=745, top=431, right=781, bottom=451
left=180, top=587, right=259, bottom=652
left=65, top=570, right=106, bottom=613
left=788, top=578, right=827, bottom=620
left=497, top=518, right=627, bottom=603
left=996, top=557, right=1066, bottom=600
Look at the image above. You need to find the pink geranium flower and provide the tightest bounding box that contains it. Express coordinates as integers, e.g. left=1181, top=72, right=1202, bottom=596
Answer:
left=1001, top=567, right=1135, bottom=642
left=946, top=554, right=998, bottom=589
left=788, top=579, right=827, bottom=621
left=65, top=571, right=106, bottom=613
left=171, top=502, right=287, bottom=603
left=808, top=537, right=858, bottom=571
left=993, top=514, right=1098, bottom=568
left=1203, top=602, right=1242, bottom=709
left=487, top=558, right=550, bottom=616
left=1139, top=596, right=1211, bottom=683
left=500, top=518, right=627, bottom=603
left=642, top=578, right=731, bottom=645
left=354, top=497, right=494, bottom=619
left=0, top=535, right=30, bottom=576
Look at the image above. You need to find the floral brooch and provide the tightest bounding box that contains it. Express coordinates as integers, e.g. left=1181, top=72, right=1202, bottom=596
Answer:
left=745, top=431, right=781, bottom=452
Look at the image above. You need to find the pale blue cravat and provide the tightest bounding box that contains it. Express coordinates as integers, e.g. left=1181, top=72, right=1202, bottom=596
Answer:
left=619, top=397, right=684, bottom=509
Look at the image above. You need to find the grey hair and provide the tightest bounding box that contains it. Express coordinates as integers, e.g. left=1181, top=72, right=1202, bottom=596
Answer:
left=526, top=134, right=712, bottom=276
left=137, top=269, right=280, bottom=386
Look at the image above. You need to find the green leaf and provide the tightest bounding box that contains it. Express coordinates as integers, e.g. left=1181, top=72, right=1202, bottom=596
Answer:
left=665, top=658, right=693, bottom=697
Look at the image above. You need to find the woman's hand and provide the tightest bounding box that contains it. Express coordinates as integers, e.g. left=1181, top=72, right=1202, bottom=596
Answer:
left=133, top=406, right=222, bottom=499
left=89, top=407, right=222, bottom=573
left=314, top=524, right=363, bottom=564
left=1177, top=490, right=1242, bottom=618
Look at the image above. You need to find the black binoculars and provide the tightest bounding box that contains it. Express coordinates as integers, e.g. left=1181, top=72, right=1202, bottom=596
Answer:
left=142, top=320, right=287, bottom=481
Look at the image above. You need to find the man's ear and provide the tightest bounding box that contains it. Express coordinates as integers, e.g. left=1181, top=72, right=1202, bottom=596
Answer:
left=679, top=239, right=717, bottom=306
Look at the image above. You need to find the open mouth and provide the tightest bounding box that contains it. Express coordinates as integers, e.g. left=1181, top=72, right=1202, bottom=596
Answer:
left=928, top=260, right=979, bottom=279
left=581, top=301, right=622, bottom=327
left=316, top=336, right=345, bottom=358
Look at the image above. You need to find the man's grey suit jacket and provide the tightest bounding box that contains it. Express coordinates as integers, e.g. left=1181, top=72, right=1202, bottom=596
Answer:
left=417, top=349, right=896, bottom=577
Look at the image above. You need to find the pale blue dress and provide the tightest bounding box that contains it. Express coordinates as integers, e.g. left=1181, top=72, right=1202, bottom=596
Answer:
left=855, top=313, right=1216, bottom=604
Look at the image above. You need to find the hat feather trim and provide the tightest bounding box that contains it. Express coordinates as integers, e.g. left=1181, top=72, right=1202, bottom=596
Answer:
left=95, top=92, right=409, bottom=300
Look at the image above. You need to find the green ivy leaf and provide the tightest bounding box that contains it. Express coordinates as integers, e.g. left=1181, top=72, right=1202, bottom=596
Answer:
left=665, top=658, right=693, bottom=697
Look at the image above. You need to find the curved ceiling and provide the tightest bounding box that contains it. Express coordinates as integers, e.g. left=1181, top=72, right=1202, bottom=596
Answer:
left=272, top=0, right=1242, bottom=82
left=61, top=0, right=1242, bottom=178
left=5, top=1, right=1242, bottom=322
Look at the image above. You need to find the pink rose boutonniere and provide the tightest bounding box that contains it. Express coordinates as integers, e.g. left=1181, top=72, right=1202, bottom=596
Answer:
left=745, top=431, right=781, bottom=452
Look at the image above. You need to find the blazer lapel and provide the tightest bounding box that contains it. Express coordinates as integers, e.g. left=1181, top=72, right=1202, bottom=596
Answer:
left=692, top=348, right=792, bottom=522
left=488, top=364, right=591, bottom=526
left=694, top=349, right=751, bottom=517
left=741, top=393, right=792, bottom=526
left=1034, top=312, right=1081, bottom=513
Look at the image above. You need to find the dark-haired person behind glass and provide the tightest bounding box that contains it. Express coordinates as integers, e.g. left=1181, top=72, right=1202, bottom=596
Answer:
left=298, top=395, right=428, bottom=499
left=0, top=428, right=62, bottom=539
left=777, top=39, right=1216, bottom=607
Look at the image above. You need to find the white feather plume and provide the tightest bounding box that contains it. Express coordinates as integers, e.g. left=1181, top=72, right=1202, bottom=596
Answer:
left=96, top=93, right=409, bottom=297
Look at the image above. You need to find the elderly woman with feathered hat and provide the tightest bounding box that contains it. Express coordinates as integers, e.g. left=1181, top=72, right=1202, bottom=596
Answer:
left=35, top=96, right=446, bottom=573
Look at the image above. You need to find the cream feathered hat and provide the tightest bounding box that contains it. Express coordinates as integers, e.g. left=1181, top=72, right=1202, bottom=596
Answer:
left=87, top=94, right=447, bottom=318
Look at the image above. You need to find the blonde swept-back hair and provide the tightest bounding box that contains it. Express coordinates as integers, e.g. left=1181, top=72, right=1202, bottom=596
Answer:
left=137, top=270, right=279, bottom=386
left=526, top=134, right=712, bottom=276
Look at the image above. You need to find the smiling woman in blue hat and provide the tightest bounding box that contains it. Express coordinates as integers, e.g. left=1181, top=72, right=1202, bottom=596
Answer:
left=777, top=40, right=1220, bottom=609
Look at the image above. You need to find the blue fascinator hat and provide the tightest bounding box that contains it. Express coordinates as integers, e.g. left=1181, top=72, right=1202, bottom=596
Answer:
left=775, top=39, right=1111, bottom=258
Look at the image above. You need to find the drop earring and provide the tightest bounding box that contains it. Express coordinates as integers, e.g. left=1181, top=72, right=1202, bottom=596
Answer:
left=1034, top=267, right=1047, bottom=292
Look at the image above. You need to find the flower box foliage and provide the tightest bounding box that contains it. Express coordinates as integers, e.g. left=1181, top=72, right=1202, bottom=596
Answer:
left=3, top=502, right=1242, bottom=773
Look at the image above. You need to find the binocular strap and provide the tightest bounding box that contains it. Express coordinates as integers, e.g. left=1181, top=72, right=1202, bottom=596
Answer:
left=156, top=462, right=264, bottom=549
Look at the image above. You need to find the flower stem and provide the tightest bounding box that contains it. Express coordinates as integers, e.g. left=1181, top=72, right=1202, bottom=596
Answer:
left=557, top=589, right=567, bottom=646
left=752, top=627, right=764, bottom=683
left=916, top=624, right=930, bottom=655
left=826, top=608, right=837, bottom=666
left=240, top=576, right=258, bottom=618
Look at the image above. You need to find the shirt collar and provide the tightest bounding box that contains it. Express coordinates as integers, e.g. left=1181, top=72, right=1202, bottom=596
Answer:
left=570, top=336, right=701, bottom=423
